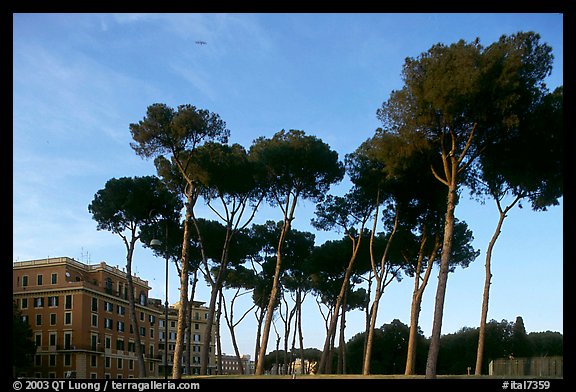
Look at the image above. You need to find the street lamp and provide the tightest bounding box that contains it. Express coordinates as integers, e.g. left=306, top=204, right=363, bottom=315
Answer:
left=150, top=225, right=169, bottom=381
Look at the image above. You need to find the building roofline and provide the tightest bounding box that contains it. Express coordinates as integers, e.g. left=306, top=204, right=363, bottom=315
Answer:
left=13, top=256, right=150, bottom=288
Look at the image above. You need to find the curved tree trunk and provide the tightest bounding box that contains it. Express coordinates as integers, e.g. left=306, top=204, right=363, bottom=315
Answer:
left=475, top=196, right=519, bottom=374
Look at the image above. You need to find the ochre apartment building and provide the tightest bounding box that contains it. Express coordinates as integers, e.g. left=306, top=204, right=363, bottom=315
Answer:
left=13, top=257, right=216, bottom=378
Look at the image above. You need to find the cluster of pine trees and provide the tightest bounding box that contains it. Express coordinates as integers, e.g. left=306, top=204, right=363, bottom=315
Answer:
left=80, top=31, right=562, bottom=379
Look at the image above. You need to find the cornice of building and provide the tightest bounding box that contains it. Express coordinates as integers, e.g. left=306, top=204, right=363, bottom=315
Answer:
left=13, top=257, right=150, bottom=289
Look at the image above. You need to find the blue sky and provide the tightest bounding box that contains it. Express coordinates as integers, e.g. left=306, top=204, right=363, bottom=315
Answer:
left=13, top=13, right=563, bottom=358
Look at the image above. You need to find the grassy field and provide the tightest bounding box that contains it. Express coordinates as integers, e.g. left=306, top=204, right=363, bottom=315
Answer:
left=181, top=373, right=561, bottom=379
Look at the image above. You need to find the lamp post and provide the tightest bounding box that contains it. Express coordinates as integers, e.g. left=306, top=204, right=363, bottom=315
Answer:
left=150, top=224, right=169, bottom=380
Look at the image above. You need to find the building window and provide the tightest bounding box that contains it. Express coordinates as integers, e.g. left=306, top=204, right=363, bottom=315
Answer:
left=116, top=339, right=124, bottom=351
left=150, top=328, right=154, bottom=339
left=105, top=301, right=113, bottom=312
left=129, top=360, right=134, bottom=370
left=117, top=358, right=123, bottom=369
left=105, top=318, right=113, bottom=330
left=22, top=315, right=29, bottom=324
left=91, top=355, right=97, bottom=367
left=105, top=357, right=111, bottom=369
left=91, top=335, right=98, bottom=351
left=51, top=273, right=58, bottom=285
left=37, top=274, right=43, bottom=286
left=117, top=321, right=125, bottom=332
left=22, top=275, right=28, bottom=287
left=35, top=297, right=44, bottom=308
left=195, top=323, right=199, bottom=330
left=65, top=295, right=72, bottom=310
left=49, top=332, right=57, bottom=347
left=64, top=333, right=72, bottom=350
left=140, top=327, right=146, bottom=336
left=105, top=336, right=111, bottom=349
left=92, top=298, right=98, bottom=312
left=105, top=278, right=113, bottom=294
left=48, top=296, right=59, bottom=307
left=36, top=314, right=42, bottom=326
left=140, top=312, right=144, bottom=322
left=35, top=333, right=42, bottom=347
left=64, top=312, right=72, bottom=325
left=90, top=373, right=97, bottom=379
left=128, top=342, right=135, bottom=353
left=50, top=313, right=57, bottom=326
left=117, top=305, right=125, bottom=315
left=35, top=355, right=42, bottom=367
left=64, top=354, right=71, bottom=367
left=49, top=355, right=56, bottom=367
left=21, top=298, right=28, bottom=309
left=139, top=292, right=146, bottom=306
left=92, top=314, right=98, bottom=327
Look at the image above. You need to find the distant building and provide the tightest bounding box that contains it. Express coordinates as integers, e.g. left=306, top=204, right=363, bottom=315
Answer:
left=13, top=257, right=216, bottom=378
left=218, top=354, right=254, bottom=375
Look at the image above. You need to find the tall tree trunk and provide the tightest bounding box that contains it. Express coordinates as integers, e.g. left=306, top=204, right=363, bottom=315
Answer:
left=215, top=291, right=223, bottom=375
left=255, top=194, right=297, bottom=375
left=405, top=231, right=439, bottom=375
left=124, top=237, right=147, bottom=378
left=362, top=290, right=381, bottom=375
left=337, top=290, right=347, bottom=374
left=200, top=227, right=232, bottom=374
left=172, top=192, right=195, bottom=379
left=282, top=299, right=295, bottom=375
left=297, top=291, right=305, bottom=374
left=253, top=307, right=264, bottom=372
left=317, top=234, right=363, bottom=374
left=426, top=125, right=476, bottom=379
left=363, top=209, right=399, bottom=375
left=475, top=196, right=519, bottom=374
left=425, top=178, right=457, bottom=378
left=184, top=269, right=198, bottom=376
